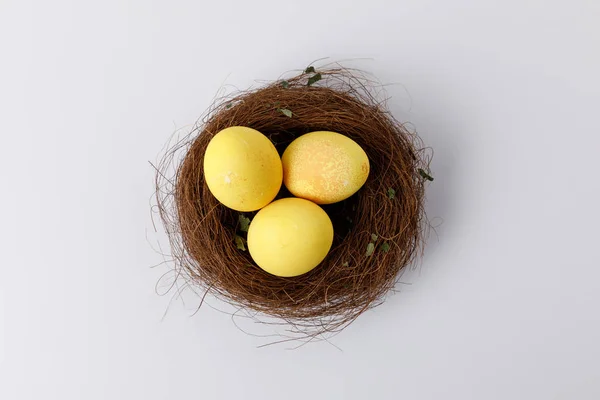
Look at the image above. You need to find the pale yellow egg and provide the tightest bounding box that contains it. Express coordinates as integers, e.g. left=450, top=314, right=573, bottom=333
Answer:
left=203, top=126, right=282, bottom=211
left=247, top=198, right=334, bottom=277
left=282, top=131, right=370, bottom=204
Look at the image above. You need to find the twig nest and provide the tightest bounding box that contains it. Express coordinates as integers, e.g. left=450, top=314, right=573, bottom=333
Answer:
left=155, top=68, right=431, bottom=335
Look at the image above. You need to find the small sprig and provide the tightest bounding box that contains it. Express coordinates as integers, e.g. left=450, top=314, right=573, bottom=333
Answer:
left=307, top=73, right=322, bottom=86
left=277, top=108, right=293, bottom=118
left=366, top=233, right=379, bottom=257
left=235, top=235, right=247, bottom=251
left=418, top=168, right=434, bottom=181
left=387, top=188, right=396, bottom=199
left=238, top=214, right=251, bottom=232
left=365, top=242, right=375, bottom=257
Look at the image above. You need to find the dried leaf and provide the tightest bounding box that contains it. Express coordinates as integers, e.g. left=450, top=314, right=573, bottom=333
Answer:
left=235, top=235, right=246, bottom=251
left=380, top=242, right=390, bottom=253
left=238, top=214, right=251, bottom=232
left=281, top=80, right=289, bottom=88
left=304, top=66, right=315, bottom=74
left=418, top=168, right=434, bottom=181
left=307, top=72, right=322, bottom=86
left=387, top=188, right=396, bottom=199
left=366, top=242, right=375, bottom=257
left=278, top=108, right=293, bottom=118
left=371, top=233, right=378, bottom=242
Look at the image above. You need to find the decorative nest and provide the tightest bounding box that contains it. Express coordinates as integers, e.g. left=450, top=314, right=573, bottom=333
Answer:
left=155, top=67, right=431, bottom=337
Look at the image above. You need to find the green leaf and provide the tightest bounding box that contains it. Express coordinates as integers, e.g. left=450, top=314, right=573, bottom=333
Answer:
left=225, top=103, right=232, bottom=109
left=304, top=66, right=315, bottom=74
left=234, top=235, right=247, bottom=251
left=342, top=261, right=349, bottom=267
left=273, top=101, right=281, bottom=107
left=238, top=214, right=251, bottom=232
left=387, top=188, right=396, bottom=199
left=418, top=168, right=434, bottom=181
left=380, top=242, right=390, bottom=253
left=278, top=108, right=293, bottom=118
left=307, top=72, right=322, bottom=86
left=371, top=233, right=378, bottom=242
left=366, top=242, right=375, bottom=257
left=281, top=80, right=289, bottom=88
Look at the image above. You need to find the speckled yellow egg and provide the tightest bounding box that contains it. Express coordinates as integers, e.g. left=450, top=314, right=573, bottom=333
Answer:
left=282, top=131, right=370, bottom=204
left=247, top=198, right=334, bottom=277
left=203, top=126, right=282, bottom=211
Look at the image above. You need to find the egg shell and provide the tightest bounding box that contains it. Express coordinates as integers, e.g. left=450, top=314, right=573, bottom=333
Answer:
left=282, top=131, right=370, bottom=204
left=203, top=126, right=282, bottom=211
left=247, top=198, right=334, bottom=277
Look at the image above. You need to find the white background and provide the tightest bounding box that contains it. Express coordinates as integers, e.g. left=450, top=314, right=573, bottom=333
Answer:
left=1, top=0, right=599, bottom=399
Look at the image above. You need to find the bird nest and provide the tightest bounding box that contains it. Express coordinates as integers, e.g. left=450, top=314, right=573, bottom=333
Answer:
left=155, top=67, right=431, bottom=338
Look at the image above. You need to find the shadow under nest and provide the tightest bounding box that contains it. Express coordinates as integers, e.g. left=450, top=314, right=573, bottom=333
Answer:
left=155, top=68, right=430, bottom=336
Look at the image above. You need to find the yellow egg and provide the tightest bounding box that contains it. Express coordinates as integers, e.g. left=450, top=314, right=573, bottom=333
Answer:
left=282, top=131, right=370, bottom=204
left=247, top=198, right=334, bottom=277
left=203, top=126, right=282, bottom=211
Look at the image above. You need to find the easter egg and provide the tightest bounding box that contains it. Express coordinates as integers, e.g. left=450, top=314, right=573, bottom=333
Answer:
left=203, top=126, right=282, bottom=212
left=282, top=131, right=369, bottom=204
left=247, top=198, right=334, bottom=277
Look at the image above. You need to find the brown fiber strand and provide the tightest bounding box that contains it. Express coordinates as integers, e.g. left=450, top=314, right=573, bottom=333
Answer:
left=154, top=68, right=431, bottom=337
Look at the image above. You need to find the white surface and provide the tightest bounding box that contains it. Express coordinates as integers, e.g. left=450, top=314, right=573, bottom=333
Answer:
left=1, top=0, right=599, bottom=399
